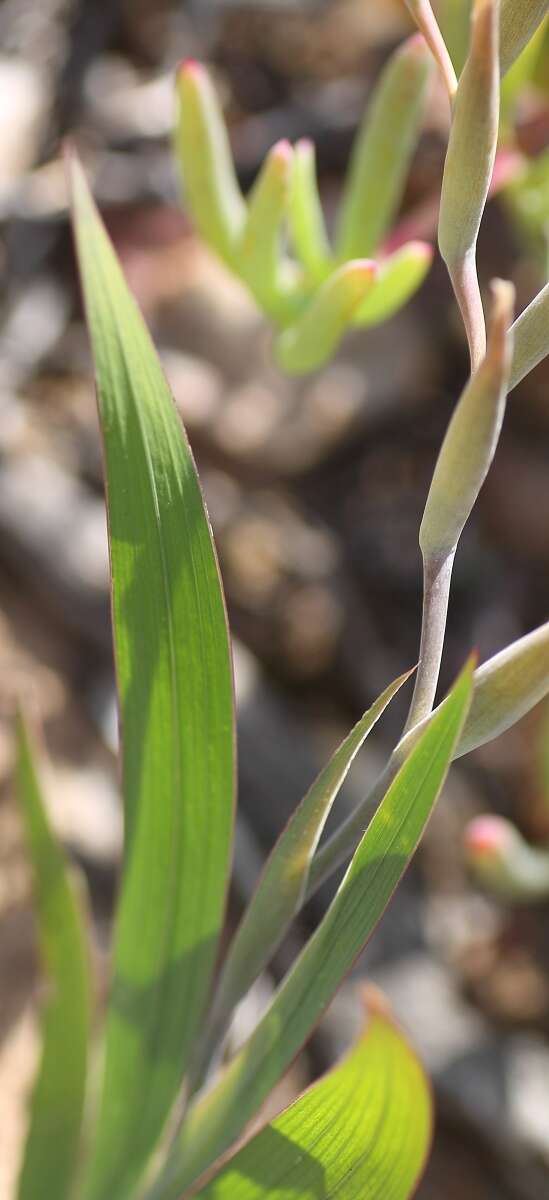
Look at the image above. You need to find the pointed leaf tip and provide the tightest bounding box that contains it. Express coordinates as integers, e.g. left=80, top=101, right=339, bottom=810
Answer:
left=336, top=33, right=434, bottom=260
left=174, top=60, right=246, bottom=263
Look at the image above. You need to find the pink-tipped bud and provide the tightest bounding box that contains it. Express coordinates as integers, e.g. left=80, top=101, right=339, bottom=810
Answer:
left=175, top=60, right=246, bottom=262
left=465, top=814, right=549, bottom=901
left=464, top=814, right=514, bottom=861
left=178, top=58, right=203, bottom=77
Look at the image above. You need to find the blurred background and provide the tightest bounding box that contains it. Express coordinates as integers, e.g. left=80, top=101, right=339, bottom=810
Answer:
left=0, top=1, right=548, bottom=1196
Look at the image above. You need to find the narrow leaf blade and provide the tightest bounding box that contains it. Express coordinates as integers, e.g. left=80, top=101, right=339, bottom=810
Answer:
left=194, top=996, right=432, bottom=1200
left=197, top=671, right=412, bottom=1080
left=509, top=280, right=549, bottom=390
left=69, top=154, right=236, bottom=1200
left=15, top=712, right=90, bottom=1200
left=152, top=659, right=473, bottom=1197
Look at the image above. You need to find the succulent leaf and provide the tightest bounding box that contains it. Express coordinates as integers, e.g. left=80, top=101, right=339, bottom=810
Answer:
left=336, top=34, right=434, bottom=261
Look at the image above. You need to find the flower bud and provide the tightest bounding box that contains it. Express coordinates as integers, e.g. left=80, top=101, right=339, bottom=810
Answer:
left=465, top=815, right=549, bottom=900
left=419, top=279, right=514, bottom=562
left=336, top=35, right=434, bottom=261
left=274, top=259, right=377, bottom=375
left=175, top=61, right=246, bottom=264
left=510, top=280, right=549, bottom=391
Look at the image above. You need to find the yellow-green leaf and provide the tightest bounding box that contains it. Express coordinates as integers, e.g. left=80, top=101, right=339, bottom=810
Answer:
left=194, top=995, right=431, bottom=1200
left=336, top=34, right=433, bottom=260
left=288, top=138, right=333, bottom=284
left=175, top=60, right=246, bottom=263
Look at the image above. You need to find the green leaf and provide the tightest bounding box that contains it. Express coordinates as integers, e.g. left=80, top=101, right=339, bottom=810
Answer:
left=175, top=61, right=246, bottom=263
left=191, top=671, right=413, bottom=1089
left=439, top=0, right=500, bottom=270
left=500, top=0, right=549, bottom=76
left=274, top=259, right=377, bottom=374
left=438, top=0, right=500, bottom=369
left=68, top=153, right=236, bottom=1200
left=193, top=995, right=432, bottom=1200
left=15, top=711, right=90, bottom=1200
left=151, top=658, right=472, bottom=1199
left=455, top=618, right=549, bottom=757
left=336, top=34, right=433, bottom=261
left=500, top=14, right=547, bottom=128
left=397, top=619, right=549, bottom=761
left=419, top=280, right=513, bottom=561
left=238, top=140, right=296, bottom=323
left=352, top=241, right=433, bottom=328
left=509, top=280, right=549, bottom=390
left=288, top=139, right=333, bottom=284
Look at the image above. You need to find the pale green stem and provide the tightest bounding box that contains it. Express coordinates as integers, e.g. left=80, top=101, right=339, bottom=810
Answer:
left=448, top=250, right=487, bottom=372
left=404, top=551, right=455, bottom=734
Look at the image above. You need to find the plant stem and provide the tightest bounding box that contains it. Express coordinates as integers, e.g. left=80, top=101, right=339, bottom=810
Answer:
left=404, top=550, right=455, bottom=733
left=305, top=550, right=456, bottom=899
left=448, top=251, right=486, bottom=372
left=188, top=548, right=457, bottom=1092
